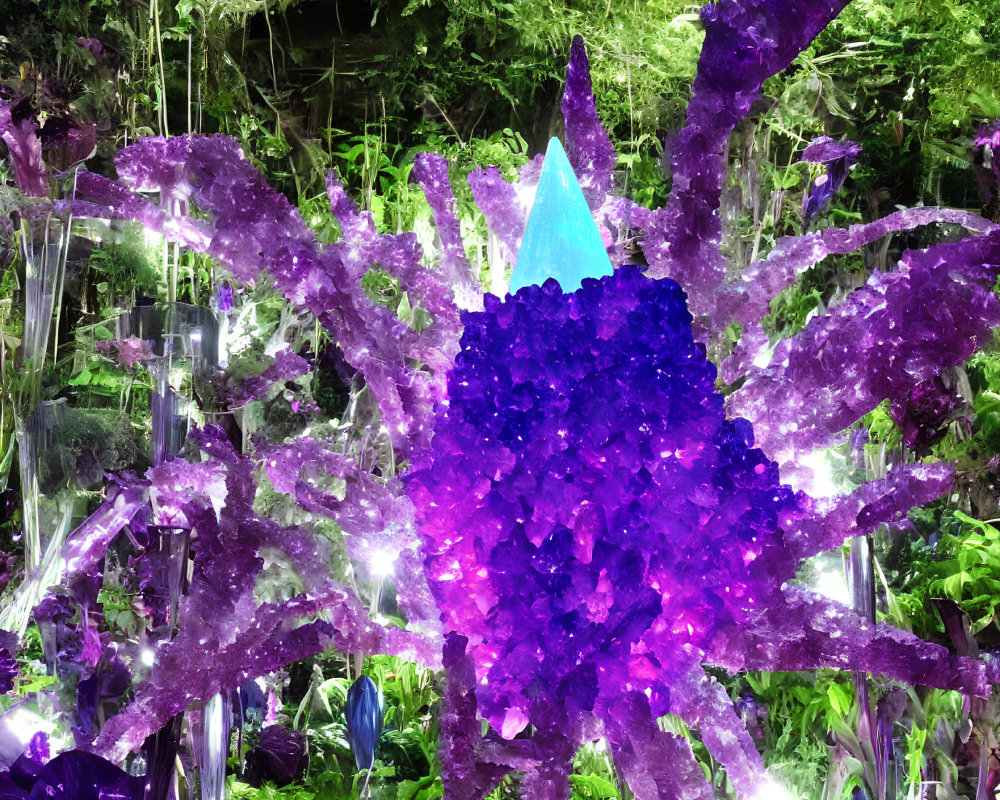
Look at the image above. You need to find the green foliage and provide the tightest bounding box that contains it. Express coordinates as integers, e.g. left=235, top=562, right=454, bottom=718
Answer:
left=922, top=511, right=1000, bottom=634
left=87, top=228, right=165, bottom=308
left=786, top=0, right=1000, bottom=209
left=98, top=584, right=144, bottom=638
left=36, top=408, right=141, bottom=492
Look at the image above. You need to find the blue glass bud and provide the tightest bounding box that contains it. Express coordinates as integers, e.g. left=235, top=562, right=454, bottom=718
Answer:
left=345, top=674, right=384, bottom=772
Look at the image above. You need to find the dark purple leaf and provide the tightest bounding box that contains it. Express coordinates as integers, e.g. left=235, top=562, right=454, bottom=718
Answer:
left=0, top=650, right=16, bottom=696
left=8, top=734, right=48, bottom=791
left=26, top=750, right=143, bottom=800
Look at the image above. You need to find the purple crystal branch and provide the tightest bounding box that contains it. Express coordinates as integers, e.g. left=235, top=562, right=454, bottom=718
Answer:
left=226, top=347, right=311, bottom=406
left=604, top=693, right=715, bottom=800
left=561, top=36, right=617, bottom=210
left=713, top=206, right=997, bottom=340
left=726, top=230, right=1000, bottom=469
left=782, top=462, right=955, bottom=562
left=410, top=152, right=482, bottom=310
left=91, top=426, right=434, bottom=761
left=68, top=135, right=460, bottom=456
left=466, top=162, right=536, bottom=266
left=464, top=37, right=645, bottom=272
left=641, top=0, right=852, bottom=320
left=257, top=435, right=441, bottom=632
left=716, top=585, right=989, bottom=696
left=61, top=480, right=148, bottom=577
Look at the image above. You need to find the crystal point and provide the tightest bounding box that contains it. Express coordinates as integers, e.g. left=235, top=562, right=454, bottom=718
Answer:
left=510, top=137, right=613, bottom=294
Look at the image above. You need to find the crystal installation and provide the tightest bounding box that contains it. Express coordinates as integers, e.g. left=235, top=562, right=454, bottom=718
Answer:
left=3, top=0, right=1000, bottom=796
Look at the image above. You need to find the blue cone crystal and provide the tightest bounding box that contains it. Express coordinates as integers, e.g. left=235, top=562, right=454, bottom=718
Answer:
left=345, top=675, right=384, bottom=772
left=510, top=137, right=613, bottom=294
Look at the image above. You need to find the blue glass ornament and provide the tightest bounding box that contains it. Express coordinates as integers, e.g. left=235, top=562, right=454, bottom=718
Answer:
left=345, top=675, right=384, bottom=772
left=510, top=137, right=613, bottom=293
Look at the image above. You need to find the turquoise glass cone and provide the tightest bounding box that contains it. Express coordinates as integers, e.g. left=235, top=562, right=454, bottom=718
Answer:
left=509, top=137, right=614, bottom=293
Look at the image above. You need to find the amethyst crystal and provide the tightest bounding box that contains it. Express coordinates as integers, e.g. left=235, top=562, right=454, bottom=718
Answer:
left=561, top=36, right=617, bottom=210
left=411, top=152, right=480, bottom=309
left=92, top=427, right=435, bottom=763
left=727, top=230, right=1000, bottom=470
left=408, top=267, right=992, bottom=799
left=71, top=137, right=461, bottom=456
left=889, top=376, right=965, bottom=455
left=642, top=0, right=852, bottom=319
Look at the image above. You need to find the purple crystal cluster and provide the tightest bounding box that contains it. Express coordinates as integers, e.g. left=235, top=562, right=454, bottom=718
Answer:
left=466, top=36, right=647, bottom=273
left=642, top=0, right=851, bottom=318
left=5, top=0, right=1000, bottom=795
left=408, top=268, right=791, bottom=796
left=408, top=266, right=993, bottom=798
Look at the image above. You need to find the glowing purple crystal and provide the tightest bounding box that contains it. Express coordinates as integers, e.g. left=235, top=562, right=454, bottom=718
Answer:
left=727, top=230, right=1000, bottom=470
left=561, top=36, right=617, bottom=210
left=408, top=265, right=993, bottom=798
left=70, top=136, right=461, bottom=456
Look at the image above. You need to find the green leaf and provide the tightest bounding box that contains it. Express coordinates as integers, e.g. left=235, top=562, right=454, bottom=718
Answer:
left=69, top=369, right=93, bottom=386
left=569, top=773, right=620, bottom=798
left=826, top=682, right=853, bottom=718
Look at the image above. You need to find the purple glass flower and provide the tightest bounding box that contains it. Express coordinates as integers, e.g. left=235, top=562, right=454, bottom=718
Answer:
left=74, top=37, right=108, bottom=62
left=345, top=675, right=383, bottom=772
left=244, top=725, right=306, bottom=787
left=974, top=121, right=1000, bottom=204
left=0, top=649, right=16, bottom=695
left=95, top=338, right=154, bottom=370
left=801, top=136, right=862, bottom=223
left=214, top=282, right=234, bottom=313
left=76, top=647, right=131, bottom=736
left=0, top=101, right=46, bottom=197
left=7, top=732, right=48, bottom=790
left=31, top=595, right=80, bottom=675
